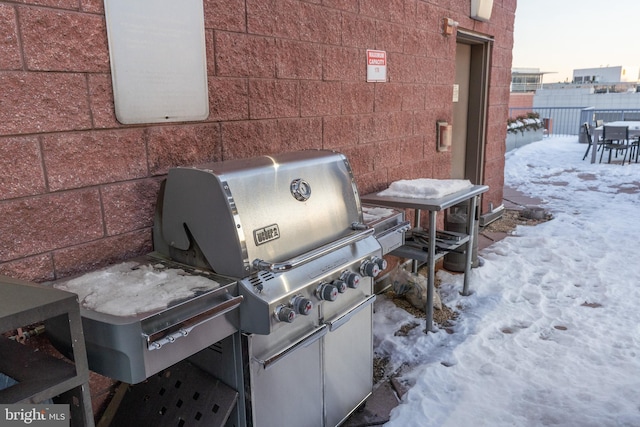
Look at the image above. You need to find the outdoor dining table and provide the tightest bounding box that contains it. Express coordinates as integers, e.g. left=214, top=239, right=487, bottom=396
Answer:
left=589, top=120, right=640, bottom=163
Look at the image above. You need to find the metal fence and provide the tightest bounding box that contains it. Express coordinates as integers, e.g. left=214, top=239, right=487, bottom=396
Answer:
left=509, top=106, right=586, bottom=136
left=578, top=107, right=640, bottom=126
left=509, top=106, right=640, bottom=142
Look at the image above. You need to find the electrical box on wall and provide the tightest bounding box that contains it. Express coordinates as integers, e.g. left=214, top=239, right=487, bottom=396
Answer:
left=442, top=18, right=458, bottom=36
left=437, top=121, right=452, bottom=152
left=104, top=0, right=209, bottom=124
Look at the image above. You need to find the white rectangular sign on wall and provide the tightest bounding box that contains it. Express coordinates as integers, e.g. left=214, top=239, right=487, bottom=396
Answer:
left=104, top=0, right=209, bottom=124
left=366, top=50, right=387, bottom=82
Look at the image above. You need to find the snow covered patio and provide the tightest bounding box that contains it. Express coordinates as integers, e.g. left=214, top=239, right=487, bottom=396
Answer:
left=348, top=135, right=640, bottom=427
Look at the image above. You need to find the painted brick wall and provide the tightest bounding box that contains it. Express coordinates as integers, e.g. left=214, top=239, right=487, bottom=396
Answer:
left=0, top=0, right=516, bottom=282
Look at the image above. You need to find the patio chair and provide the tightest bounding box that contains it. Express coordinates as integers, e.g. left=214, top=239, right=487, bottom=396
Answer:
left=629, top=135, right=640, bottom=163
left=600, top=125, right=631, bottom=165
left=582, top=122, right=604, bottom=161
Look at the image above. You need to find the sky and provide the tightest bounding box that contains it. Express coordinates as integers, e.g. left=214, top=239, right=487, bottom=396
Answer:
left=512, top=0, right=640, bottom=84
left=373, top=135, right=640, bottom=426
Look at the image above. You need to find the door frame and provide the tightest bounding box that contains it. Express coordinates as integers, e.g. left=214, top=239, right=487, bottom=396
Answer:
left=455, top=30, right=492, bottom=186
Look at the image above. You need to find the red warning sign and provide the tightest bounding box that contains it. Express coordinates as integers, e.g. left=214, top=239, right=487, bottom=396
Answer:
left=366, top=50, right=387, bottom=82
left=367, top=50, right=386, bottom=66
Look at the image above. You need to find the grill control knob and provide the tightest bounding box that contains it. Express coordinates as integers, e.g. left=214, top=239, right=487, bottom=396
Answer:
left=332, top=279, right=347, bottom=293
left=360, top=259, right=380, bottom=278
left=316, top=282, right=338, bottom=301
left=291, top=295, right=313, bottom=315
left=275, top=305, right=296, bottom=323
left=340, top=271, right=361, bottom=289
left=373, top=256, right=388, bottom=271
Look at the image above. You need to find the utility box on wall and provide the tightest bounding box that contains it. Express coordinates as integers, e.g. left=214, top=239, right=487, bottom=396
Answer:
left=104, top=0, right=209, bottom=124
left=437, top=121, right=452, bottom=152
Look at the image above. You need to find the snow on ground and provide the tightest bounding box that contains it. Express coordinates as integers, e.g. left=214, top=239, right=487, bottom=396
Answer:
left=374, top=136, right=640, bottom=427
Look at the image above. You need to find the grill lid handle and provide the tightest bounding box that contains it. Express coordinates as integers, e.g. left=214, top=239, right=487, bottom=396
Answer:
left=252, top=227, right=375, bottom=273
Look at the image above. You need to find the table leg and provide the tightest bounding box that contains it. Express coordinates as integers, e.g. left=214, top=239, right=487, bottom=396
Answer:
left=425, top=210, right=436, bottom=333
left=591, top=129, right=598, bottom=164
left=461, top=196, right=478, bottom=296
left=412, top=209, right=422, bottom=274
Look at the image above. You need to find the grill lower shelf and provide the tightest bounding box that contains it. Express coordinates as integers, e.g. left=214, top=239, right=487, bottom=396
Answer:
left=108, top=360, right=238, bottom=427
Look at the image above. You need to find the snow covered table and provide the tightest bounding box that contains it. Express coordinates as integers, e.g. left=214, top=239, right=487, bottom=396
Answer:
left=361, top=183, right=488, bottom=333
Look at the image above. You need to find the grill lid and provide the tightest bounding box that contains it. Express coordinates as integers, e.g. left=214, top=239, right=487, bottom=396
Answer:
left=157, top=150, right=365, bottom=278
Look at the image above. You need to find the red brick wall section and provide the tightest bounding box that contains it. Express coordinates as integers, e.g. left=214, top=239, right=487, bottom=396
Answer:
left=0, top=0, right=516, bottom=282
left=509, top=92, right=535, bottom=116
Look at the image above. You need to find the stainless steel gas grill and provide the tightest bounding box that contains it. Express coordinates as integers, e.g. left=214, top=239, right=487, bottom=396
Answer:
left=49, top=150, right=384, bottom=427
left=156, top=150, right=384, bottom=427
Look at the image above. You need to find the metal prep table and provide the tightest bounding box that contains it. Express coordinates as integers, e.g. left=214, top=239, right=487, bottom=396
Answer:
left=0, top=275, right=94, bottom=427
left=361, top=185, right=488, bottom=332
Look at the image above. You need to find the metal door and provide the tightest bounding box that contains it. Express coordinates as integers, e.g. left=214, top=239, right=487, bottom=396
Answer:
left=454, top=30, right=492, bottom=185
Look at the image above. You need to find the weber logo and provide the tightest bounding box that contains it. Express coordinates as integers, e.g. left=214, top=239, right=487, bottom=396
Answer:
left=1, top=405, right=69, bottom=426
left=254, top=224, right=280, bottom=246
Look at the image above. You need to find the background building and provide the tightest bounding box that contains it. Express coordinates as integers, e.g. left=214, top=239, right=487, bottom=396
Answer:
left=511, top=67, right=548, bottom=92
left=572, top=65, right=640, bottom=84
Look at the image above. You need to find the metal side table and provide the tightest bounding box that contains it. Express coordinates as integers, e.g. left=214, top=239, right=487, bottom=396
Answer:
left=0, top=275, right=94, bottom=427
left=362, top=185, right=488, bottom=333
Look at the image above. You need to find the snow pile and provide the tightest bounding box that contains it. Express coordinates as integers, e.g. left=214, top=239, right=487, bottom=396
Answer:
left=53, top=261, right=221, bottom=317
left=363, top=205, right=397, bottom=223
left=377, top=178, right=473, bottom=199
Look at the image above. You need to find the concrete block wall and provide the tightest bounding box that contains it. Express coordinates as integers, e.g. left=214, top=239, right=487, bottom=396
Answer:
left=0, top=0, right=516, bottom=282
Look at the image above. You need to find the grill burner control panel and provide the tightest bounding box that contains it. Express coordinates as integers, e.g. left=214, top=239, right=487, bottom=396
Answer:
left=270, top=256, right=382, bottom=325
left=237, top=218, right=383, bottom=335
